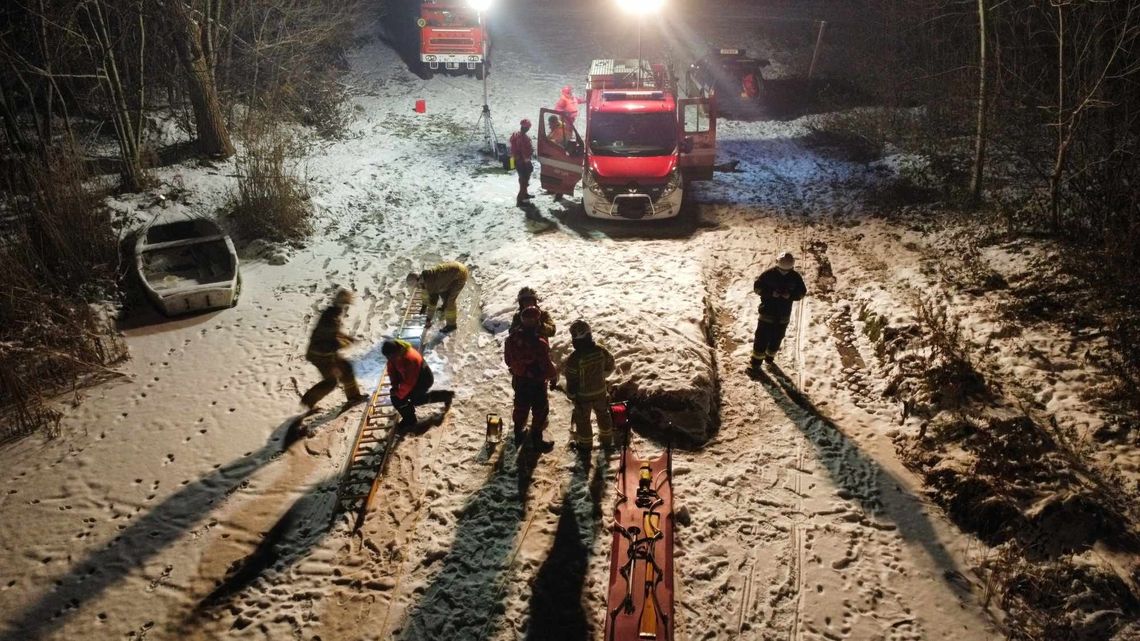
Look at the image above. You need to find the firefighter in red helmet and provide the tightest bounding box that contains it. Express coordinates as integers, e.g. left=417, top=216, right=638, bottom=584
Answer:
left=555, top=85, right=580, bottom=129
left=509, top=118, right=534, bottom=206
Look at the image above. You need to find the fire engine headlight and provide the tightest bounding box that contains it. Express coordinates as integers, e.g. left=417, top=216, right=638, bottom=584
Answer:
left=425, top=55, right=437, bottom=62
left=585, top=171, right=607, bottom=197
left=660, top=169, right=681, bottom=198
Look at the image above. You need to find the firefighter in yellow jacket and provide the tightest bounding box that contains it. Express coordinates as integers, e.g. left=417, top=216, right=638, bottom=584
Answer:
left=301, top=288, right=365, bottom=410
left=563, top=319, right=616, bottom=451
left=407, top=260, right=469, bottom=332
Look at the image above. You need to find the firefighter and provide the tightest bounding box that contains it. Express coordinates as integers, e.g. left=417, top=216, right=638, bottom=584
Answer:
left=504, top=306, right=559, bottom=449
left=748, top=251, right=807, bottom=375
left=382, top=339, right=444, bottom=428
left=407, top=260, right=469, bottom=332
left=301, top=289, right=365, bottom=410
left=741, top=71, right=760, bottom=98
left=509, top=286, right=555, bottom=338
left=563, top=319, right=616, bottom=452
left=555, top=85, right=580, bottom=129
left=546, top=114, right=567, bottom=148
left=509, top=119, right=534, bottom=206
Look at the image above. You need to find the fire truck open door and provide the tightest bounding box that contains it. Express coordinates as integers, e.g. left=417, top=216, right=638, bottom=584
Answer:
left=537, top=107, right=584, bottom=196
left=678, top=97, right=716, bottom=181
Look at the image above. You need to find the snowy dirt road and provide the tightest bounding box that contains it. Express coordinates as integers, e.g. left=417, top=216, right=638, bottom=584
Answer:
left=0, top=1, right=1028, bottom=640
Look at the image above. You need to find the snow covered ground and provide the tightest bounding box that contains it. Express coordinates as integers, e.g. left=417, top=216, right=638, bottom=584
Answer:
left=2, top=1, right=1133, bottom=640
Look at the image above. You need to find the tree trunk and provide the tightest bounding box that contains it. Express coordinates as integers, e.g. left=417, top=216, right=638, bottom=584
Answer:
left=88, top=0, right=146, bottom=190
left=0, top=83, right=28, bottom=151
left=969, top=0, right=988, bottom=205
left=1051, top=3, right=1065, bottom=232
left=170, top=1, right=234, bottom=158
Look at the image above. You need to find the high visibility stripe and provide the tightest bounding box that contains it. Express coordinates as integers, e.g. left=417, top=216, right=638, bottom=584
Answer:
left=539, top=156, right=583, bottom=173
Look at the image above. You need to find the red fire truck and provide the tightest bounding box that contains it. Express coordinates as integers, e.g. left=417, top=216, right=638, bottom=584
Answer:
left=536, top=59, right=716, bottom=220
left=417, top=1, right=490, bottom=79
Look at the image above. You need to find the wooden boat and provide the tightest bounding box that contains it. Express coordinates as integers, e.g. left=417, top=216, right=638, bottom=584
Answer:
left=135, top=217, right=240, bottom=315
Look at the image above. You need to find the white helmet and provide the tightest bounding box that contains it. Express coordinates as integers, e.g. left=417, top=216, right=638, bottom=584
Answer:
left=776, top=251, right=795, bottom=270
left=406, top=271, right=421, bottom=287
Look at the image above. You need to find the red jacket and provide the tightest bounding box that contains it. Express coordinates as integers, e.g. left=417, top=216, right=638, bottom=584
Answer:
left=386, top=340, right=424, bottom=399
left=555, top=94, right=579, bottom=126
left=509, top=131, right=533, bottom=163
left=504, top=330, right=556, bottom=381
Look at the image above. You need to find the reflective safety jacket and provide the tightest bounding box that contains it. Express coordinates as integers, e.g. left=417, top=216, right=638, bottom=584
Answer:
left=504, top=329, right=557, bottom=381
left=385, top=339, right=424, bottom=400
left=306, top=305, right=352, bottom=358
left=419, top=262, right=469, bottom=299
left=563, top=338, right=615, bottom=401
left=555, top=93, right=580, bottom=126
left=509, top=130, right=533, bottom=163
left=753, top=266, right=807, bottom=323
left=510, top=307, right=556, bottom=339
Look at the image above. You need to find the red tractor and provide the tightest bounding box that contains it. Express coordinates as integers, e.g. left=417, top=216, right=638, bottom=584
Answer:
left=417, top=1, right=490, bottom=79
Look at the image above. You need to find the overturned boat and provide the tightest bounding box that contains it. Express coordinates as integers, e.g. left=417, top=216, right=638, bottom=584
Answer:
left=135, top=216, right=240, bottom=315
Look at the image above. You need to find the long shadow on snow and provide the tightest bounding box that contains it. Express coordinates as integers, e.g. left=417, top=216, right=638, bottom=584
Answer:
left=180, top=409, right=450, bottom=627
left=525, top=454, right=607, bottom=641
left=394, top=440, right=547, bottom=641
left=756, top=364, right=969, bottom=585
left=0, top=417, right=303, bottom=641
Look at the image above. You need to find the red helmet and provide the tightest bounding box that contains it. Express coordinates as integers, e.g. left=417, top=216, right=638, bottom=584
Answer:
left=520, top=118, right=532, bottom=130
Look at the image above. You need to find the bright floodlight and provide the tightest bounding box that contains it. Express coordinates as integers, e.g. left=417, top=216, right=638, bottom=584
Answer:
left=616, top=0, right=664, bottom=14
left=468, top=0, right=492, bottom=11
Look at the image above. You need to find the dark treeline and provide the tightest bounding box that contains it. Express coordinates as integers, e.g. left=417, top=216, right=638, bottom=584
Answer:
left=828, top=0, right=1138, bottom=272
left=0, top=0, right=361, bottom=438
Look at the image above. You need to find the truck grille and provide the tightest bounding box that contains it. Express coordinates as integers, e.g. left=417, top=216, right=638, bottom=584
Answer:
left=600, top=182, right=667, bottom=202
left=429, top=38, right=475, bottom=48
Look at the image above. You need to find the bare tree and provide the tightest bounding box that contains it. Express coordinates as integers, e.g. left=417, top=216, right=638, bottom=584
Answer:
left=969, top=0, right=988, bottom=204
left=166, top=0, right=233, bottom=157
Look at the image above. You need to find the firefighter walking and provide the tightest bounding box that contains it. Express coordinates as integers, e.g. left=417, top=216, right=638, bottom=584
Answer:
left=509, top=119, right=534, bottom=206
left=748, top=251, right=807, bottom=375
left=407, top=260, right=469, bottom=332
left=301, top=289, right=365, bottom=410
left=563, top=319, right=616, bottom=452
left=504, top=306, right=558, bottom=450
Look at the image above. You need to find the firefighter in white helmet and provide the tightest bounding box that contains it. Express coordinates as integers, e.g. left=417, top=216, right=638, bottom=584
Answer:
left=748, top=251, right=807, bottom=375
left=562, top=319, right=616, bottom=451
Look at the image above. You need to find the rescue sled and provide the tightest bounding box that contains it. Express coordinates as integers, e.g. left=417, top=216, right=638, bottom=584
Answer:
left=135, top=216, right=240, bottom=316
left=604, top=446, right=675, bottom=641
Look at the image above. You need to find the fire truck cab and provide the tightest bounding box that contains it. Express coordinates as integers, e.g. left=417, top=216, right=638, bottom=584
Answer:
left=537, top=59, right=716, bottom=220
left=417, top=1, right=489, bottom=79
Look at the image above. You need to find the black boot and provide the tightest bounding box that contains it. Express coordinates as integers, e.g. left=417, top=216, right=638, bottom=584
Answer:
left=530, top=427, right=554, bottom=453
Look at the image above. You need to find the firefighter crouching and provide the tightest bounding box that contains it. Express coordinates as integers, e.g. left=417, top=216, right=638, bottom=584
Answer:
left=563, top=319, right=616, bottom=451
left=382, top=339, right=444, bottom=428
left=301, top=288, right=365, bottom=410
left=504, top=306, right=558, bottom=450
left=408, top=260, right=469, bottom=332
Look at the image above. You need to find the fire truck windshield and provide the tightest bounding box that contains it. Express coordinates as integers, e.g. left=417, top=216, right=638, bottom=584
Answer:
left=588, top=112, right=677, bottom=157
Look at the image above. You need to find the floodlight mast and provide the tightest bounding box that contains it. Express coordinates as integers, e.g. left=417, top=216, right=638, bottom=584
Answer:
left=616, top=0, right=664, bottom=88
left=470, top=0, right=497, bottom=154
